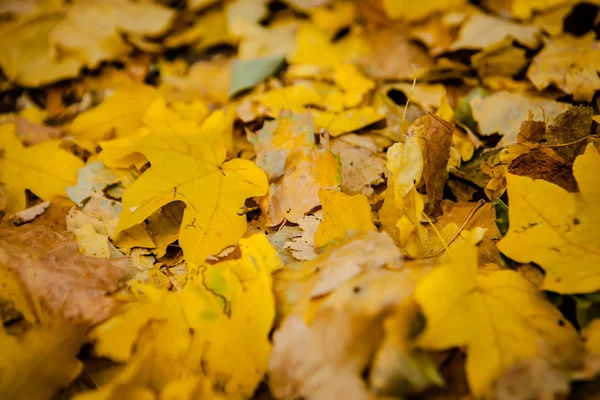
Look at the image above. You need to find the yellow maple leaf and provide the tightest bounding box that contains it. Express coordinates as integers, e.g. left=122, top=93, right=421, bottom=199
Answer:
left=69, top=83, right=159, bottom=142
left=0, top=324, right=85, bottom=400
left=90, top=235, right=280, bottom=399
left=415, top=241, right=583, bottom=396
left=498, top=144, right=600, bottom=293
left=314, top=189, right=375, bottom=247
left=115, top=100, right=267, bottom=263
left=0, top=123, right=83, bottom=215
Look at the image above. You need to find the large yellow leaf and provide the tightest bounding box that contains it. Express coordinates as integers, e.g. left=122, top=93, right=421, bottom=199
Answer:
left=90, top=235, right=281, bottom=399
left=498, top=144, right=600, bottom=293
left=0, top=123, right=83, bottom=215
left=0, top=324, right=85, bottom=400
left=414, top=241, right=582, bottom=396
left=115, top=100, right=268, bottom=264
left=383, top=0, right=466, bottom=20
left=527, top=34, right=600, bottom=102
left=68, top=84, right=159, bottom=142
left=0, top=0, right=175, bottom=86
left=314, top=189, right=375, bottom=247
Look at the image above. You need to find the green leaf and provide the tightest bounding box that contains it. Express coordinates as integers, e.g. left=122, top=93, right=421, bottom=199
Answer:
left=229, top=55, right=285, bottom=97
left=492, top=198, right=509, bottom=236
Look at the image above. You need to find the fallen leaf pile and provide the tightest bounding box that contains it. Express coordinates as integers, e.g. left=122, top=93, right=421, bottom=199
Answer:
left=1, top=0, right=600, bottom=399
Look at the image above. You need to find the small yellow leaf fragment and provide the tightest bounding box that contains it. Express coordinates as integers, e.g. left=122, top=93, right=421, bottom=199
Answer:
left=0, top=123, right=83, bottom=215
left=415, top=241, right=582, bottom=397
left=583, top=319, right=600, bottom=357
left=72, top=223, right=112, bottom=258
left=311, top=107, right=384, bottom=137
left=314, top=189, right=375, bottom=247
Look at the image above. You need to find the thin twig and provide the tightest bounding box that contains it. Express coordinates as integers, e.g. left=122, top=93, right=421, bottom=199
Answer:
left=423, top=199, right=486, bottom=259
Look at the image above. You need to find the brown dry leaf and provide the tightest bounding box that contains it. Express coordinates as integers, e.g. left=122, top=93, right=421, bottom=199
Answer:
left=358, top=26, right=433, bottom=80
left=527, top=34, right=600, bottom=101
left=545, top=105, right=593, bottom=163
left=508, top=148, right=579, bottom=192
left=409, top=113, right=455, bottom=217
left=0, top=225, right=127, bottom=323
left=492, top=357, right=571, bottom=400
left=0, top=115, right=61, bottom=145
left=469, top=91, right=570, bottom=146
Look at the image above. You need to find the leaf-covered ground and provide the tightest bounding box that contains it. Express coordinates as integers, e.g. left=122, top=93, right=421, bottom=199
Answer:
left=1, top=0, right=600, bottom=399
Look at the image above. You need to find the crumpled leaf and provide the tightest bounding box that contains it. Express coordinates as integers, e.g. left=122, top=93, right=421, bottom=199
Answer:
left=249, top=110, right=315, bottom=180
left=281, top=212, right=322, bottom=261
left=90, top=234, right=281, bottom=399
left=545, top=105, right=593, bottom=163
left=469, top=91, right=569, bottom=146
left=314, top=189, right=375, bottom=247
left=0, top=324, right=85, bottom=400
left=0, top=225, right=127, bottom=323
left=251, top=111, right=340, bottom=226
left=498, top=144, right=600, bottom=293
left=68, top=84, right=159, bottom=142
left=527, top=34, right=600, bottom=101
left=9, top=200, right=50, bottom=226
left=0, top=123, right=83, bottom=215
left=408, top=113, right=454, bottom=217
left=0, top=0, right=175, bottom=86
left=67, top=161, right=120, bottom=207
left=415, top=241, right=583, bottom=396
left=116, top=99, right=268, bottom=263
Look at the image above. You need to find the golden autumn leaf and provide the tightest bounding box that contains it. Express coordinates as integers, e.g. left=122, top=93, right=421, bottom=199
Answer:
left=527, top=34, right=600, bottom=101
left=498, top=144, right=600, bottom=294
left=68, top=84, right=159, bottom=142
left=314, top=189, right=375, bottom=247
left=0, top=123, right=83, bottom=215
left=90, top=234, right=280, bottom=399
left=415, top=241, right=583, bottom=396
left=0, top=324, right=85, bottom=400
left=251, top=110, right=341, bottom=226
left=115, top=99, right=267, bottom=263
left=0, top=0, right=175, bottom=86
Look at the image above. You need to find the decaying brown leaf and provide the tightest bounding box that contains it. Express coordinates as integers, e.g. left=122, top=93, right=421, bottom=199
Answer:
left=0, top=225, right=127, bottom=323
